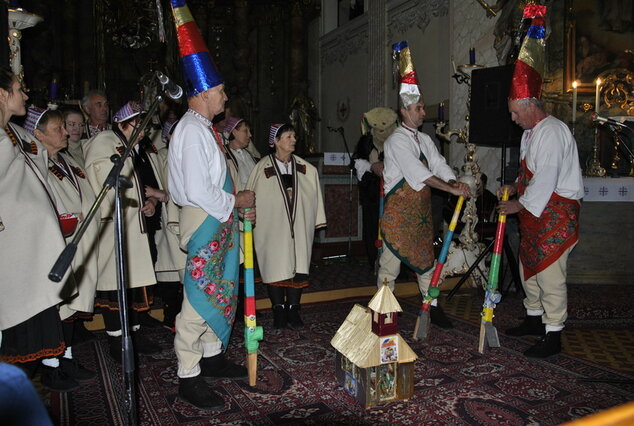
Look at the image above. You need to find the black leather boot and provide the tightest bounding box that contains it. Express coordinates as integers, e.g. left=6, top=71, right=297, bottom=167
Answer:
left=273, top=304, right=287, bottom=328
left=505, top=315, right=545, bottom=336
left=286, top=304, right=304, bottom=329
left=179, top=375, right=225, bottom=410
left=524, top=331, right=562, bottom=358
left=200, top=352, right=247, bottom=379
left=430, top=305, right=454, bottom=329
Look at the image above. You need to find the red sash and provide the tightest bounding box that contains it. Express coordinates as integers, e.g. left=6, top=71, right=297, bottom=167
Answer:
left=517, top=158, right=580, bottom=279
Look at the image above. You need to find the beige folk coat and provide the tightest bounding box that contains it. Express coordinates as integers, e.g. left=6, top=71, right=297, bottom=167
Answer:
left=147, top=140, right=186, bottom=282
left=82, top=130, right=156, bottom=291
left=246, top=154, right=326, bottom=284
left=0, top=125, right=69, bottom=330
left=47, top=152, right=100, bottom=318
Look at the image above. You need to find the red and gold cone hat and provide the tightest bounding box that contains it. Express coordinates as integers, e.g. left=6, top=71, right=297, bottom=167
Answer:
left=392, top=40, right=421, bottom=107
left=509, top=5, right=547, bottom=100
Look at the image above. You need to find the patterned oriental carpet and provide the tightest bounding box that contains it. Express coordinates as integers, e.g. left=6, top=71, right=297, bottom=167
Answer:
left=48, top=294, right=634, bottom=425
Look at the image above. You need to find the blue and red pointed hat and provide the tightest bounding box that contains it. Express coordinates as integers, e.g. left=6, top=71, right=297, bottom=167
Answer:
left=509, top=5, right=547, bottom=100
left=169, top=0, right=223, bottom=98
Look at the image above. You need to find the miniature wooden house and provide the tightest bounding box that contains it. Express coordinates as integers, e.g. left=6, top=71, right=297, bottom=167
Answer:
left=330, top=285, right=418, bottom=409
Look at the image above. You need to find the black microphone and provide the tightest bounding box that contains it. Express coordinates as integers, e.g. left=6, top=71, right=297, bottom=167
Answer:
left=155, top=71, right=183, bottom=100
left=590, top=112, right=629, bottom=129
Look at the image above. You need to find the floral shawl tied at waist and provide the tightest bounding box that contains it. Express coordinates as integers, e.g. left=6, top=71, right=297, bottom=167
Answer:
left=517, top=158, right=580, bottom=280
left=380, top=153, right=434, bottom=275
left=184, top=171, right=239, bottom=349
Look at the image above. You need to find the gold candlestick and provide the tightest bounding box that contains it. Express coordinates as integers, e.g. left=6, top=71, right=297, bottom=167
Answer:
left=586, top=128, right=606, bottom=177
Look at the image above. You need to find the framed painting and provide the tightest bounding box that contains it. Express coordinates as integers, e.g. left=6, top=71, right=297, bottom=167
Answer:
left=565, top=0, right=634, bottom=93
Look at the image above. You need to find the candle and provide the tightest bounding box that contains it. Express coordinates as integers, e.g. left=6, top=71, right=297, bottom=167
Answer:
left=452, top=59, right=457, bottom=75
left=469, top=48, right=476, bottom=65
left=571, top=81, right=577, bottom=124
left=49, top=78, right=58, bottom=100
left=595, top=78, right=601, bottom=114
left=438, top=102, right=445, bottom=121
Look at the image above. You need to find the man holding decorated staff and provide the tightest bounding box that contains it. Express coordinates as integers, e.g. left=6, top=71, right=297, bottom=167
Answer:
left=498, top=5, right=583, bottom=358
left=377, top=41, right=471, bottom=328
left=167, top=0, right=256, bottom=410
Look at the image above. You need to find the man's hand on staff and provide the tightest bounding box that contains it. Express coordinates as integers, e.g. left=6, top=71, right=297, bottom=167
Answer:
left=449, top=181, right=472, bottom=198
left=496, top=184, right=523, bottom=215
left=235, top=190, right=255, bottom=208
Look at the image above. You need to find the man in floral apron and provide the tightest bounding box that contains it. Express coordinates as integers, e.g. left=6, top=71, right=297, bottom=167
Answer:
left=167, top=0, right=256, bottom=410
left=498, top=5, right=583, bottom=358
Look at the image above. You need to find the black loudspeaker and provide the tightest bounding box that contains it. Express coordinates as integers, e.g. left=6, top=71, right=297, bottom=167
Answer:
left=469, top=65, right=523, bottom=147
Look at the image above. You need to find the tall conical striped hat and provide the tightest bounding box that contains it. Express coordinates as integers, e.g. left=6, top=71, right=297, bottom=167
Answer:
left=509, top=5, right=547, bottom=100
left=169, top=0, right=223, bottom=97
left=392, top=40, right=421, bottom=107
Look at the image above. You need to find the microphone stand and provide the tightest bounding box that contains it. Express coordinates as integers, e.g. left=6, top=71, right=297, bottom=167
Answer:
left=49, top=94, right=163, bottom=426
left=323, top=126, right=355, bottom=262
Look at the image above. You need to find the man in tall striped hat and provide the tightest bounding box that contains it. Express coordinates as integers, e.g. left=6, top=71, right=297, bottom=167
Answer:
left=167, top=0, right=256, bottom=410
left=377, top=41, right=471, bottom=328
left=498, top=5, right=583, bottom=358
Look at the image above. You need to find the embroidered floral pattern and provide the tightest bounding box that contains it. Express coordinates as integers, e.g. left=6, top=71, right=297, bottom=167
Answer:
left=186, top=213, right=238, bottom=325
left=517, top=160, right=579, bottom=279
left=381, top=180, right=434, bottom=274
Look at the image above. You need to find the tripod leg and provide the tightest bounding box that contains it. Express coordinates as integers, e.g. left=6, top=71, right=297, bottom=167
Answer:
left=446, top=239, right=494, bottom=301
left=501, top=236, right=523, bottom=297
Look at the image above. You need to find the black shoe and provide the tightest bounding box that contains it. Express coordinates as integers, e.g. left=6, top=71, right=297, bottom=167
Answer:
left=108, top=335, right=123, bottom=363
left=505, top=315, right=545, bottom=337
left=138, top=311, right=164, bottom=328
left=73, top=321, right=96, bottom=346
left=200, top=353, right=248, bottom=380
left=272, top=305, right=287, bottom=329
left=286, top=304, right=304, bottom=329
left=133, top=332, right=162, bottom=355
left=524, top=331, right=561, bottom=358
left=430, top=305, right=454, bottom=329
left=60, top=358, right=96, bottom=382
left=178, top=375, right=225, bottom=410
left=40, top=365, right=80, bottom=392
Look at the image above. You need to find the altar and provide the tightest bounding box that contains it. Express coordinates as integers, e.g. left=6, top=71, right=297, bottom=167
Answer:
left=567, top=177, right=634, bottom=285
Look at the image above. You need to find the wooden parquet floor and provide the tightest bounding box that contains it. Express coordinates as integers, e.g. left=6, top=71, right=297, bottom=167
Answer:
left=403, top=288, right=634, bottom=375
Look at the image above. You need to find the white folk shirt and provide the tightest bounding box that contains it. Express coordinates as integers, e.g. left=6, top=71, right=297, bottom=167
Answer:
left=168, top=110, right=235, bottom=222
left=518, top=115, right=584, bottom=217
left=383, top=125, right=456, bottom=193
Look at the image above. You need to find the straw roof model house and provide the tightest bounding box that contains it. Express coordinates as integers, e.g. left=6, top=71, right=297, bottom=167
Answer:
left=331, top=285, right=417, bottom=408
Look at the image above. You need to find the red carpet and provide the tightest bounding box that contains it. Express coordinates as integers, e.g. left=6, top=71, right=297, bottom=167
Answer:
left=49, top=297, right=633, bottom=425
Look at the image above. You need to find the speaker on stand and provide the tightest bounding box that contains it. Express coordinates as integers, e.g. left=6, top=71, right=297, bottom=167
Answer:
left=447, top=65, right=524, bottom=300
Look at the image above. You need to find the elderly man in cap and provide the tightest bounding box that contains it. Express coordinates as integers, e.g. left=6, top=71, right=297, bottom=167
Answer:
left=167, top=0, right=256, bottom=410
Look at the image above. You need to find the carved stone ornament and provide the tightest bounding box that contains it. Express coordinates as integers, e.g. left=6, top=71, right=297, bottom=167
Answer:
left=387, top=0, right=449, bottom=39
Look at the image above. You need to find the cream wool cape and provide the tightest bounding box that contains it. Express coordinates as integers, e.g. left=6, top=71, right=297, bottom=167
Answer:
left=246, top=154, right=326, bottom=284
left=47, top=152, right=100, bottom=318
left=0, top=125, right=70, bottom=330
left=82, top=130, right=156, bottom=291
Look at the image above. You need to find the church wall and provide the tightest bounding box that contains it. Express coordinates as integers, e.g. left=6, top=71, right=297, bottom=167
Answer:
left=448, top=0, right=503, bottom=192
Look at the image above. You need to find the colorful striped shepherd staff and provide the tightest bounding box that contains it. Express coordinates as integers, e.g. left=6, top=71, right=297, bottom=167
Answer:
left=243, top=213, right=263, bottom=386
left=478, top=188, right=508, bottom=353
left=413, top=196, right=464, bottom=340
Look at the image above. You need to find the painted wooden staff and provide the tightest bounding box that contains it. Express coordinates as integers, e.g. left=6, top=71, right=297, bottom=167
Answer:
left=413, top=196, right=464, bottom=340
left=374, top=178, right=384, bottom=274
left=478, top=188, right=508, bottom=353
left=243, top=212, right=263, bottom=386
